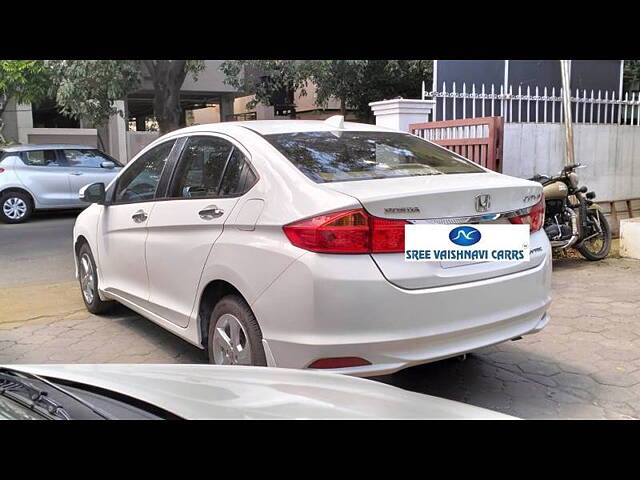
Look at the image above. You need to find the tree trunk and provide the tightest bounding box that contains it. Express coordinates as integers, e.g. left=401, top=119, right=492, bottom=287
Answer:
left=144, top=61, right=188, bottom=135
left=96, top=128, right=107, bottom=152
left=340, top=98, right=346, bottom=117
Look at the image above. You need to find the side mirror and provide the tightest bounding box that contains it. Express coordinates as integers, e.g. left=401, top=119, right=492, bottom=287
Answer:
left=101, top=160, right=116, bottom=169
left=79, top=182, right=106, bottom=204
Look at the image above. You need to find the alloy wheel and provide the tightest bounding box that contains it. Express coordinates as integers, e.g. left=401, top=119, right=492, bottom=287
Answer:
left=212, top=314, right=253, bottom=365
left=79, top=253, right=96, bottom=304
left=2, top=197, right=27, bottom=220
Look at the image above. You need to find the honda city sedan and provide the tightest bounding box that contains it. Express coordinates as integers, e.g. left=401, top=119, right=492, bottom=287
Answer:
left=72, top=117, right=551, bottom=377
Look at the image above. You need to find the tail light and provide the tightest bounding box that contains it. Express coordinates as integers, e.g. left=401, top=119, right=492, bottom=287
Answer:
left=283, top=208, right=408, bottom=254
left=0, top=168, right=4, bottom=173
left=509, top=197, right=545, bottom=232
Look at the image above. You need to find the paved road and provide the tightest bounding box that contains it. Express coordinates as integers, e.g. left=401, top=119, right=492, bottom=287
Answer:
left=1, top=215, right=639, bottom=419
left=0, top=210, right=80, bottom=287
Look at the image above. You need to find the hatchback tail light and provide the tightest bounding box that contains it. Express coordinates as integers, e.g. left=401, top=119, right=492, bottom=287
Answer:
left=283, top=208, right=408, bottom=254
left=0, top=168, right=4, bottom=174
left=509, top=197, right=545, bottom=232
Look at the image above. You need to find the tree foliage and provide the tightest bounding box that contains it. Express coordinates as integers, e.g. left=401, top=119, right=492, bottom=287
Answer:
left=0, top=60, right=52, bottom=143
left=0, top=60, right=52, bottom=106
left=623, top=60, right=640, bottom=92
left=220, top=60, right=432, bottom=122
left=46, top=60, right=141, bottom=127
left=1, top=60, right=205, bottom=140
left=221, top=60, right=315, bottom=110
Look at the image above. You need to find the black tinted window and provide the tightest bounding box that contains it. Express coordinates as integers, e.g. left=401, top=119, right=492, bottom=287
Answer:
left=63, top=149, right=121, bottom=168
left=23, top=150, right=63, bottom=167
left=115, top=140, right=175, bottom=203
left=264, top=131, right=485, bottom=183
left=171, top=137, right=233, bottom=198
left=219, top=149, right=256, bottom=196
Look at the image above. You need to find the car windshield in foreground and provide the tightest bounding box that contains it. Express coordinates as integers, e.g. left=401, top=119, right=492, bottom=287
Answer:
left=0, top=367, right=176, bottom=420
left=0, top=367, right=110, bottom=420
left=264, top=130, right=485, bottom=183
left=0, top=395, right=48, bottom=420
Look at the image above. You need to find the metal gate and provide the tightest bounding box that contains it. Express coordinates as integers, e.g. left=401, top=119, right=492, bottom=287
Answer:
left=409, top=116, right=504, bottom=172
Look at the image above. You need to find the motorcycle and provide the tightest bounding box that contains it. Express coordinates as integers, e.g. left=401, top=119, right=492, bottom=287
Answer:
left=530, top=163, right=611, bottom=261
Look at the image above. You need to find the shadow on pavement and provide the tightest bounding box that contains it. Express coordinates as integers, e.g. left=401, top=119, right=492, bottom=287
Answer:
left=30, top=209, right=83, bottom=222
left=98, top=303, right=208, bottom=364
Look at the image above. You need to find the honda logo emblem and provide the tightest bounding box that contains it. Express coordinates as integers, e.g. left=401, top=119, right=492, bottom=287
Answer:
left=475, top=194, right=491, bottom=212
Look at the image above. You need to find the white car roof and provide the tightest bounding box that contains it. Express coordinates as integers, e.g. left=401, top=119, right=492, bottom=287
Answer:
left=164, top=119, right=397, bottom=138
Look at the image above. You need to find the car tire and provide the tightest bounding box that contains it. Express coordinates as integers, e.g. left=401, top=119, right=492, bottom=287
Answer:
left=77, top=243, right=114, bottom=314
left=0, top=191, right=33, bottom=224
left=207, top=295, right=267, bottom=367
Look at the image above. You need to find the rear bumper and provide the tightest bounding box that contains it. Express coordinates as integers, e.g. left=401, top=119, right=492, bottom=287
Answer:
left=253, top=239, right=552, bottom=377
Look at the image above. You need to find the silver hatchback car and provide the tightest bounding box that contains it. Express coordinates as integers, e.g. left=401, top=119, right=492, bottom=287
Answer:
left=0, top=144, right=122, bottom=223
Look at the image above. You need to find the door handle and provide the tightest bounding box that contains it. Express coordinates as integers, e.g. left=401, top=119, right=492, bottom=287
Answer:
left=132, top=210, right=148, bottom=223
left=199, top=205, right=224, bottom=220
left=70, top=171, right=83, bottom=176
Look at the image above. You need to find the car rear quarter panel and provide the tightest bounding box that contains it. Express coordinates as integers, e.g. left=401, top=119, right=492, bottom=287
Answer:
left=193, top=129, right=363, bottom=337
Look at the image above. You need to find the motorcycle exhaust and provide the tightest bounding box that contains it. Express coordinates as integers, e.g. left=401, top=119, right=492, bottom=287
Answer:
left=550, top=208, right=579, bottom=249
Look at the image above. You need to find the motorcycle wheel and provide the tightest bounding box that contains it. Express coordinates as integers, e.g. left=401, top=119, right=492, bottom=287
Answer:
left=576, top=211, right=612, bottom=261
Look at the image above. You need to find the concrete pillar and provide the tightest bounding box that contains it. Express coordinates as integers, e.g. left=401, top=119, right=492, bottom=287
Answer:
left=0, top=100, right=34, bottom=144
left=219, top=95, right=235, bottom=122
left=106, top=100, right=128, bottom=162
left=368, top=99, right=436, bottom=132
left=620, top=218, right=640, bottom=260
left=255, top=103, right=276, bottom=120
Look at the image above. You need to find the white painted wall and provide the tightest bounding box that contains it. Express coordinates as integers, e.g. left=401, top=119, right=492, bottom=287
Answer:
left=503, top=123, right=640, bottom=202
left=21, top=128, right=97, bottom=147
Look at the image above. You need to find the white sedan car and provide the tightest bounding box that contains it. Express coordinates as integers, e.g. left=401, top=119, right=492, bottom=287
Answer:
left=0, top=364, right=513, bottom=419
left=73, top=117, right=551, bottom=376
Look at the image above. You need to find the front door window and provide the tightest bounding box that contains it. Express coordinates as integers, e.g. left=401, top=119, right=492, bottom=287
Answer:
left=114, top=140, right=175, bottom=203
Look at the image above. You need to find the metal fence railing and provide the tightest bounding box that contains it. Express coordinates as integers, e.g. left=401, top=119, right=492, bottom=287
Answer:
left=422, top=81, right=640, bottom=125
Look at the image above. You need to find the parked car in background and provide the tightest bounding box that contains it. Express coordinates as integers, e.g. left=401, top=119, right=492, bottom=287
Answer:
left=73, top=117, right=551, bottom=377
left=0, top=144, right=122, bottom=223
left=0, top=364, right=513, bottom=419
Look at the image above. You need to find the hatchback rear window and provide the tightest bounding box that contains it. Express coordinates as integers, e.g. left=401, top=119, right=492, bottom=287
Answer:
left=264, top=131, right=484, bottom=183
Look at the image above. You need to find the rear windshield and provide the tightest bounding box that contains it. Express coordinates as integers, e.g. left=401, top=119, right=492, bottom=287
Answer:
left=264, top=131, right=485, bottom=183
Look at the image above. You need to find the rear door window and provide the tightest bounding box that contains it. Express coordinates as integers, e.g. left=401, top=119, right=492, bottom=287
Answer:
left=22, top=150, right=65, bottom=167
left=170, top=136, right=233, bottom=199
